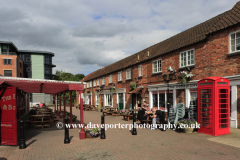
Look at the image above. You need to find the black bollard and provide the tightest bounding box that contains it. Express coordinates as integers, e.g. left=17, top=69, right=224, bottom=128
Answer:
left=132, top=113, right=137, bottom=135
left=100, top=115, right=106, bottom=139
left=162, top=111, right=166, bottom=131
left=19, top=120, right=26, bottom=149
left=64, top=117, right=70, bottom=144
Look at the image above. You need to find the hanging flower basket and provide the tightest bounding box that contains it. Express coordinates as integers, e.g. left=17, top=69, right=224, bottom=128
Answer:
left=110, top=86, right=116, bottom=92
left=178, top=71, right=193, bottom=85
left=130, top=82, right=138, bottom=90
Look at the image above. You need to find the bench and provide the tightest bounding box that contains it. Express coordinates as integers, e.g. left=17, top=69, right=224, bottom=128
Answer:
left=112, top=111, right=121, bottom=116
left=35, top=120, right=51, bottom=129
left=122, top=115, right=133, bottom=121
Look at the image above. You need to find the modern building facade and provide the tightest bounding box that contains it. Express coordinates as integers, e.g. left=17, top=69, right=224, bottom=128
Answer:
left=0, top=41, right=24, bottom=77
left=78, top=2, right=240, bottom=129
left=0, top=41, right=56, bottom=105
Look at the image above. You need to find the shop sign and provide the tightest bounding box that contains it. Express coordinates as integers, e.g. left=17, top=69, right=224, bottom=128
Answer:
left=169, top=83, right=197, bottom=89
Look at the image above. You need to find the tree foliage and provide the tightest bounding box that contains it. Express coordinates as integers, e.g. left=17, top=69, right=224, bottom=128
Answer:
left=53, top=70, right=85, bottom=104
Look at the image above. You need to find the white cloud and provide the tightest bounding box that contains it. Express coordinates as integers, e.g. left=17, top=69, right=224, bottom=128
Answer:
left=0, top=0, right=238, bottom=76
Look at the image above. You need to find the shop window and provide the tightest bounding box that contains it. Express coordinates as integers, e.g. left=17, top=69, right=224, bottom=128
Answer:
left=96, top=95, right=99, bottom=106
left=159, top=91, right=165, bottom=109
left=152, top=91, right=158, bottom=108
left=105, top=94, right=112, bottom=106
left=180, top=49, right=194, bottom=67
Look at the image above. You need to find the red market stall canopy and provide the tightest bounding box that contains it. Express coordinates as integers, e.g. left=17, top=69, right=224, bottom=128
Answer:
left=0, top=77, right=84, bottom=93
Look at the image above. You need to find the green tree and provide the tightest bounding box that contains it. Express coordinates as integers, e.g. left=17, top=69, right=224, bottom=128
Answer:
left=53, top=70, right=85, bottom=104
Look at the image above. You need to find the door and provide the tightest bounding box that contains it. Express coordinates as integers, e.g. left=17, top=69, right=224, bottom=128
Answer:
left=199, top=88, right=213, bottom=135
left=118, top=93, right=123, bottom=110
left=217, top=88, right=230, bottom=135
left=88, top=95, right=91, bottom=105
left=0, top=87, right=17, bottom=145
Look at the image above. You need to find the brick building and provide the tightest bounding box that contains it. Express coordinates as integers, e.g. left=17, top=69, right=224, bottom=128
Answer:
left=0, top=41, right=24, bottom=77
left=77, top=2, right=240, bottom=128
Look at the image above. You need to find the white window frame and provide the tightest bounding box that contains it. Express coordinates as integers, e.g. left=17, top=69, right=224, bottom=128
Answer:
left=87, top=82, right=89, bottom=88
left=90, top=81, right=92, bottom=88
left=105, top=93, right=112, bottom=107
left=97, top=79, right=100, bottom=86
left=95, top=94, right=99, bottom=106
left=109, top=75, right=112, bottom=84
left=138, top=65, right=142, bottom=77
left=229, top=30, right=240, bottom=53
left=102, top=77, right=105, bottom=85
left=118, top=71, right=122, bottom=81
left=180, top=49, right=195, bottom=67
left=152, top=59, right=162, bottom=73
left=94, top=80, right=96, bottom=87
left=126, top=69, right=132, bottom=80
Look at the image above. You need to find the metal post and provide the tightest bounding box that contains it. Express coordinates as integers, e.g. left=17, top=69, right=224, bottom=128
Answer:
left=57, top=94, right=59, bottom=115
left=69, top=90, right=72, bottom=125
left=54, top=94, right=56, bottom=113
left=100, top=115, right=106, bottom=139
left=59, top=93, right=62, bottom=118
left=167, top=81, right=170, bottom=129
left=132, top=113, right=137, bottom=135
left=64, top=91, right=66, bottom=119
left=19, top=120, right=26, bottom=149
left=64, top=117, right=70, bottom=144
left=79, top=90, right=85, bottom=139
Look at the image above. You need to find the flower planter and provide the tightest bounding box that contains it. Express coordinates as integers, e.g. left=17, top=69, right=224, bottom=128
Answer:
left=183, top=128, right=194, bottom=133
left=85, top=132, right=99, bottom=138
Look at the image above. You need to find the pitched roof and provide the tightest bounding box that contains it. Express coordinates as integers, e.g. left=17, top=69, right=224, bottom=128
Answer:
left=83, top=1, right=240, bottom=82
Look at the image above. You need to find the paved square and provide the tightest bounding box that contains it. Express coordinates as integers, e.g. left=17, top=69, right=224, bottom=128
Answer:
left=1, top=107, right=240, bottom=160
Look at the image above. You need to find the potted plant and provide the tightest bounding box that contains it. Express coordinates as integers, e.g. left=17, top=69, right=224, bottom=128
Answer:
left=97, top=104, right=101, bottom=112
left=130, top=82, right=137, bottom=90
left=178, top=71, right=193, bottom=85
left=121, top=109, right=129, bottom=115
left=177, top=118, right=199, bottom=133
left=84, top=125, right=101, bottom=138
left=110, top=86, right=116, bottom=92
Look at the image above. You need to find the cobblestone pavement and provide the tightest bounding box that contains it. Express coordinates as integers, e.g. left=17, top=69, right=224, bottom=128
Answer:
left=0, top=107, right=240, bottom=160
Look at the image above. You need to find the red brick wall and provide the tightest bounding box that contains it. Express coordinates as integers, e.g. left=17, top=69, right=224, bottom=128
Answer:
left=81, top=24, right=240, bottom=125
left=0, top=55, right=18, bottom=77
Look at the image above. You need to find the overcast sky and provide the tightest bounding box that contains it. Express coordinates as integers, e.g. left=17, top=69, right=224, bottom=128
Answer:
left=0, top=0, right=238, bottom=76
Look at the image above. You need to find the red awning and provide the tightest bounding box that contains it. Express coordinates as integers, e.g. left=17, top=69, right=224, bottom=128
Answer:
left=0, top=77, right=83, bottom=94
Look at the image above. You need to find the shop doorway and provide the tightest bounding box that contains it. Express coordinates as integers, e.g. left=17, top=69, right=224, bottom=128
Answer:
left=118, top=93, right=124, bottom=110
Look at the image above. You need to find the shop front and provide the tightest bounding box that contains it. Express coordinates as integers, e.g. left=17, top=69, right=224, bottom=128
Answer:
left=148, top=75, right=240, bottom=128
left=147, top=82, right=198, bottom=114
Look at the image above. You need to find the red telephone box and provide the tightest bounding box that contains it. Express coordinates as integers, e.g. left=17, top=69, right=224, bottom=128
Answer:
left=198, top=77, right=230, bottom=136
left=0, top=86, right=18, bottom=145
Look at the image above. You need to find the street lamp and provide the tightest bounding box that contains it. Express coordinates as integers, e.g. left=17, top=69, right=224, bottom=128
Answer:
left=163, top=71, right=174, bottom=128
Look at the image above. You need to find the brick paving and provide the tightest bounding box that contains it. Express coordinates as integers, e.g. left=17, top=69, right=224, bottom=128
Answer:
left=0, top=107, right=240, bottom=160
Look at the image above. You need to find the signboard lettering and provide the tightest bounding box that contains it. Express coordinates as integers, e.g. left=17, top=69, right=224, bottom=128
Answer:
left=1, top=96, right=12, bottom=102
left=1, top=124, right=12, bottom=127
